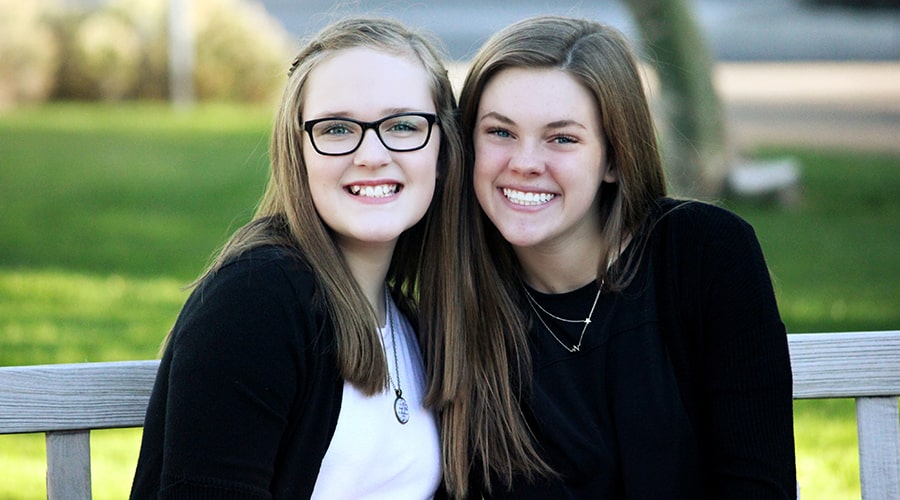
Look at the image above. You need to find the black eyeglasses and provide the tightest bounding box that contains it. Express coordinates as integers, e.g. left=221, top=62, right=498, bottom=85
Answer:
left=302, top=112, right=438, bottom=156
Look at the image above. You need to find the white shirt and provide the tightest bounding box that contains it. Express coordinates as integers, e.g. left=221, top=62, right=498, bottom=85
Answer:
left=311, top=295, right=441, bottom=499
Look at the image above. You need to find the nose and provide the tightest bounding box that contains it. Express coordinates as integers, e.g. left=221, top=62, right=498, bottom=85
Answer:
left=353, top=129, right=392, bottom=168
left=508, top=141, right=545, bottom=176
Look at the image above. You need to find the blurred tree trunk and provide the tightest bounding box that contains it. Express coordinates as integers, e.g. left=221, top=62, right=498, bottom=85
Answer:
left=624, top=0, right=729, bottom=198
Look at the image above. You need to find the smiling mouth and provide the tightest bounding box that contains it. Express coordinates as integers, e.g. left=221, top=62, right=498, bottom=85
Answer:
left=348, top=184, right=399, bottom=198
left=502, top=188, right=556, bottom=206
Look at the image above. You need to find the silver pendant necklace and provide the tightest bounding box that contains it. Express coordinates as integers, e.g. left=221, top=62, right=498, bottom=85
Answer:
left=523, top=282, right=603, bottom=353
left=384, top=290, right=409, bottom=424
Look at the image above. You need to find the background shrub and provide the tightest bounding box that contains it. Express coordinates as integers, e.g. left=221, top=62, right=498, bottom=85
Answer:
left=0, top=0, right=62, bottom=108
left=0, top=0, right=293, bottom=105
left=54, top=8, right=143, bottom=100
left=192, top=0, right=293, bottom=102
left=111, top=0, right=170, bottom=100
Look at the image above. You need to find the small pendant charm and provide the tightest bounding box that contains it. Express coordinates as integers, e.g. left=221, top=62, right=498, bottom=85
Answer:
left=394, top=393, right=409, bottom=424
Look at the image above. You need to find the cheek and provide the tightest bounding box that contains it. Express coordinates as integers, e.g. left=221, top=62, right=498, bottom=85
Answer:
left=473, top=140, right=507, bottom=177
left=472, top=158, right=494, bottom=190
left=432, top=137, right=441, bottom=179
left=303, top=157, right=342, bottom=205
left=404, top=149, right=440, bottom=204
left=472, top=160, right=497, bottom=210
left=416, top=147, right=440, bottom=183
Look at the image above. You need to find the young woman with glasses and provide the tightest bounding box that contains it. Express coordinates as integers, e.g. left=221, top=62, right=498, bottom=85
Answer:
left=437, top=15, right=797, bottom=499
left=131, top=17, right=469, bottom=498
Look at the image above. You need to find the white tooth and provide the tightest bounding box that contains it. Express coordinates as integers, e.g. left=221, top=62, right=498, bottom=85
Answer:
left=350, top=184, right=399, bottom=197
left=503, top=188, right=554, bottom=206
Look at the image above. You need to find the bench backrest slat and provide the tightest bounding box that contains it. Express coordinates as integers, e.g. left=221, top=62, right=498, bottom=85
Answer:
left=0, top=360, right=158, bottom=434
left=789, top=331, right=900, bottom=398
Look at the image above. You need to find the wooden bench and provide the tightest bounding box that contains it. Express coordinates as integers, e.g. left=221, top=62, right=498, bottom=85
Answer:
left=1, top=331, right=898, bottom=499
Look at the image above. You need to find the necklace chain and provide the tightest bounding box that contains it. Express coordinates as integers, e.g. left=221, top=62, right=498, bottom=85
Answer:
left=523, top=282, right=603, bottom=353
left=385, top=292, right=402, bottom=394
left=384, top=288, right=409, bottom=424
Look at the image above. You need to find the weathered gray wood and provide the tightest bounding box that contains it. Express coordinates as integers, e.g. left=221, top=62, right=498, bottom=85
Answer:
left=0, top=360, right=159, bottom=434
left=1, top=332, right=899, bottom=496
left=857, top=397, right=900, bottom=500
left=788, top=331, right=900, bottom=399
left=46, top=430, right=91, bottom=500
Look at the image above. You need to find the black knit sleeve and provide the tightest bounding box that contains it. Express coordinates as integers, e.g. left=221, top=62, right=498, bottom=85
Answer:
left=670, top=202, right=797, bottom=498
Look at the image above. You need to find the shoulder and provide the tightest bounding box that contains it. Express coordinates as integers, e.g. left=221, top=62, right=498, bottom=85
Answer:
left=649, top=197, right=757, bottom=246
left=643, top=197, right=768, bottom=280
left=205, top=245, right=317, bottom=303
left=169, top=245, right=328, bottom=360
left=178, top=245, right=323, bottom=338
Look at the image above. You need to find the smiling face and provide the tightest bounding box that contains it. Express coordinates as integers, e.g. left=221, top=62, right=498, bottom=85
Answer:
left=301, top=47, right=439, bottom=252
left=473, top=67, right=615, bottom=254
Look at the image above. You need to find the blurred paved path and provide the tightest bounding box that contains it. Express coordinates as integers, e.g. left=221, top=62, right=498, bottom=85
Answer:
left=714, top=62, right=900, bottom=154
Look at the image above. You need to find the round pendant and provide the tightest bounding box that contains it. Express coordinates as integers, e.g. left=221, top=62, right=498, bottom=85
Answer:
left=394, top=395, right=410, bottom=424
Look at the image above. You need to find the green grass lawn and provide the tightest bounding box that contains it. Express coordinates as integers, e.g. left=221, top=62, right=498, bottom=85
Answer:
left=0, top=103, right=897, bottom=499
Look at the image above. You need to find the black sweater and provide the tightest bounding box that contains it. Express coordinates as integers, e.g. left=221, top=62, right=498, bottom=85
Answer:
left=131, top=247, right=344, bottom=499
left=481, top=199, right=796, bottom=499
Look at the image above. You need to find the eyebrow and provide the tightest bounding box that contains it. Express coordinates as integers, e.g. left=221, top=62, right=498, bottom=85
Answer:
left=546, top=119, right=587, bottom=130
left=479, top=111, right=514, bottom=125
left=309, top=107, right=427, bottom=120
left=479, top=111, right=587, bottom=130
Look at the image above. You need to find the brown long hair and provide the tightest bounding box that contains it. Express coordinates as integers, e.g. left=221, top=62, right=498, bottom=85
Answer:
left=442, top=15, right=668, bottom=497
left=195, top=17, right=466, bottom=399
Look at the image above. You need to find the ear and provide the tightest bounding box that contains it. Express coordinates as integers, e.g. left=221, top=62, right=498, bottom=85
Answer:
left=602, top=161, right=618, bottom=184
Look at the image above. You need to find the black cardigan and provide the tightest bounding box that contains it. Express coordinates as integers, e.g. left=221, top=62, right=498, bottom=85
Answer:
left=479, top=198, right=796, bottom=499
left=131, top=246, right=344, bottom=499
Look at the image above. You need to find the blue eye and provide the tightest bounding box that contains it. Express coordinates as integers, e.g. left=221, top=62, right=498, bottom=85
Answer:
left=552, top=135, right=577, bottom=144
left=386, top=121, right=420, bottom=133
left=381, top=115, right=429, bottom=137
left=487, top=128, right=511, bottom=138
left=311, top=120, right=361, bottom=138
left=322, top=123, right=353, bottom=136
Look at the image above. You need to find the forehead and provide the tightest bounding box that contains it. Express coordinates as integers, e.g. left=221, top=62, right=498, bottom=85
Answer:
left=302, top=47, right=435, bottom=119
left=479, top=67, right=598, bottom=125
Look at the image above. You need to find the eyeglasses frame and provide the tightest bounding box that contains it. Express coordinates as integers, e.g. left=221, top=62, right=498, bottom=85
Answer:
left=302, top=112, right=439, bottom=156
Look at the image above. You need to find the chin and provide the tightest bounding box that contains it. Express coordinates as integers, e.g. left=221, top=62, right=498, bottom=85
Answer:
left=497, top=229, right=543, bottom=249
left=358, top=233, right=403, bottom=244
left=357, top=226, right=411, bottom=243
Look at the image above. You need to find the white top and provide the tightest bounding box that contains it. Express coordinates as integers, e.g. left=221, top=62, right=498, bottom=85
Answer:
left=311, top=295, right=442, bottom=499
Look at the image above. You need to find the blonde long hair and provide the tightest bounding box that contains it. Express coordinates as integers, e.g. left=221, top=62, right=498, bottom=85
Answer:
left=441, top=15, right=668, bottom=497
left=196, top=17, right=466, bottom=399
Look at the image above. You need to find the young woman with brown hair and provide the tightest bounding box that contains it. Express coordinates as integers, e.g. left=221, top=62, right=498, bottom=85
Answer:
left=440, top=15, right=797, bottom=499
